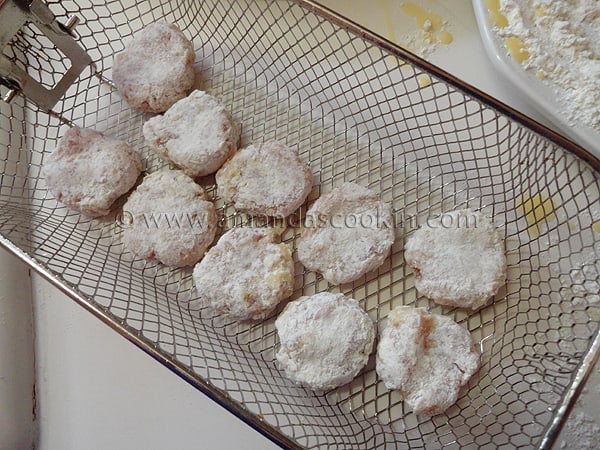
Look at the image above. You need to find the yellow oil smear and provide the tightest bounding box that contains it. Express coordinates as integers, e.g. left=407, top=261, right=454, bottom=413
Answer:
left=536, top=70, right=546, bottom=80
left=379, top=0, right=407, bottom=67
left=517, top=194, right=556, bottom=238
left=402, top=3, right=444, bottom=30
left=593, top=220, right=600, bottom=234
left=485, top=0, right=509, bottom=28
left=504, top=36, right=530, bottom=63
left=534, top=5, right=547, bottom=17
left=401, top=2, right=453, bottom=45
left=567, top=221, right=577, bottom=232
left=380, top=0, right=397, bottom=44
left=418, top=75, right=432, bottom=87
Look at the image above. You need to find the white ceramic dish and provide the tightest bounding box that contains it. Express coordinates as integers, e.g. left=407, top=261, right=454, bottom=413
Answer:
left=471, top=0, right=600, bottom=159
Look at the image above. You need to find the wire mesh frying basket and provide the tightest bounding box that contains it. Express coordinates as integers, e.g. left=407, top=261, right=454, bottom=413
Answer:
left=1, top=0, right=599, bottom=448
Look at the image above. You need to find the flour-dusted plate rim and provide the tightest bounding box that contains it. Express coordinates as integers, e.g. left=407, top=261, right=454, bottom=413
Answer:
left=471, top=0, right=600, bottom=159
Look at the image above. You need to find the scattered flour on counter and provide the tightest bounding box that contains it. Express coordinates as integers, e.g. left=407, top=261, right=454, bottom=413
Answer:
left=378, top=1, right=454, bottom=59
left=496, top=0, right=600, bottom=130
left=396, top=29, right=440, bottom=58
left=560, top=412, right=600, bottom=450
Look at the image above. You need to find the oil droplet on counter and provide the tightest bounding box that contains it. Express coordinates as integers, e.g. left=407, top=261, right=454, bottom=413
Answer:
left=485, top=0, right=508, bottom=28
left=401, top=2, right=453, bottom=46
left=438, top=30, right=453, bottom=44
left=418, top=75, right=432, bottom=87
left=517, top=194, right=556, bottom=238
left=593, top=220, right=600, bottom=234
left=504, top=36, right=529, bottom=63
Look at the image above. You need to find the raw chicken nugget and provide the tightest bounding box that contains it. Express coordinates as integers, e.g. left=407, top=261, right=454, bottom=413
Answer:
left=404, top=209, right=506, bottom=310
left=216, top=140, right=313, bottom=218
left=113, top=22, right=195, bottom=113
left=192, top=227, right=294, bottom=321
left=121, top=169, right=217, bottom=267
left=43, top=126, right=142, bottom=217
left=275, top=292, right=375, bottom=391
left=143, top=90, right=240, bottom=177
left=298, top=182, right=395, bottom=285
left=376, top=306, right=480, bottom=416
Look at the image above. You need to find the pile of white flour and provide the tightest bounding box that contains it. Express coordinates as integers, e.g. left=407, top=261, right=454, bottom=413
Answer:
left=496, top=0, right=599, bottom=130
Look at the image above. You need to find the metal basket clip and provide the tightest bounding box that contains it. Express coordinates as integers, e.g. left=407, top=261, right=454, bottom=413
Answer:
left=0, top=0, right=92, bottom=110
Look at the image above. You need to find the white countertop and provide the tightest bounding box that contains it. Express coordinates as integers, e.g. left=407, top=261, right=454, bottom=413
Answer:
left=1, top=1, right=598, bottom=449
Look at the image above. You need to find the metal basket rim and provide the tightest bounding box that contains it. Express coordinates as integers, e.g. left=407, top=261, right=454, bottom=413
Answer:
left=1, top=1, right=599, bottom=449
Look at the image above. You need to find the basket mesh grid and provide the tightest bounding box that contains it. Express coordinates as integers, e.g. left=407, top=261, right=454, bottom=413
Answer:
left=1, top=0, right=599, bottom=448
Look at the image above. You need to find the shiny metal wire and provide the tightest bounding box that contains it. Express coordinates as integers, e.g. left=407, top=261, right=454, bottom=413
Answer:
left=1, top=0, right=599, bottom=448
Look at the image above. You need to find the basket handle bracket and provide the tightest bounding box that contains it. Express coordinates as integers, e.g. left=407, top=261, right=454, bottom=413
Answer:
left=0, top=0, right=92, bottom=110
